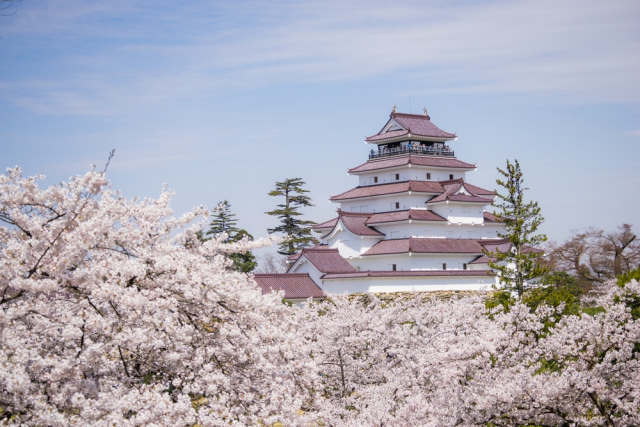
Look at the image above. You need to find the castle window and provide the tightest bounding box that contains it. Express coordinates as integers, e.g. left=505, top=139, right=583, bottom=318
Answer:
left=374, top=176, right=378, bottom=183
left=443, top=263, right=447, bottom=270
left=392, top=264, right=397, bottom=271
left=449, top=174, right=454, bottom=180
left=426, top=173, right=431, bottom=180
left=395, top=173, right=400, bottom=181
left=395, top=202, right=400, bottom=209
left=463, top=263, right=467, bottom=270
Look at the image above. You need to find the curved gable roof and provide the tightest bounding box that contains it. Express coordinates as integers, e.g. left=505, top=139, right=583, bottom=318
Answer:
left=348, top=155, right=476, bottom=174
left=366, top=112, right=456, bottom=142
left=297, top=248, right=357, bottom=273
left=254, top=273, right=325, bottom=299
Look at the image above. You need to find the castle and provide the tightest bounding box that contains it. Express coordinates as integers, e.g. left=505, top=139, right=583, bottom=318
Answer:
left=255, top=109, right=507, bottom=301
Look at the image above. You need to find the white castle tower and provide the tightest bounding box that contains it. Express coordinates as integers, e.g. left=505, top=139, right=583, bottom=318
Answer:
left=255, top=109, right=508, bottom=299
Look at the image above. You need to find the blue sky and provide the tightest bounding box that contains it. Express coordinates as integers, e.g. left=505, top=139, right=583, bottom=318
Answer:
left=1, top=0, right=639, bottom=259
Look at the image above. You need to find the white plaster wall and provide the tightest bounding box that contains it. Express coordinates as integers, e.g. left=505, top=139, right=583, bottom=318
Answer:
left=321, top=276, right=491, bottom=294
left=430, top=204, right=486, bottom=224
left=325, top=227, right=383, bottom=257
left=348, top=253, right=482, bottom=272
left=372, top=222, right=500, bottom=239
left=357, top=168, right=468, bottom=186
left=289, top=259, right=325, bottom=288
left=339, top=194, right=429, bottom=213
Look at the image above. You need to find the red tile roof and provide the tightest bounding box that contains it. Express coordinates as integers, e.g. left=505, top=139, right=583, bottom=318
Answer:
left=366, top=112, right=456, bottom=142
left=298, top=248, right=357, bottom=273
left=330, top=180, right=444, bottom=201
left=339, top=211, right=384, bottom=237
left=366, top=209, right=447, bottom=224
left=469, top=254, right=493, bottom=264
left=323, top=270, right=493, bottom=279
left=312, top=217, right=338, bottom=230
left=480, top=239, right=512, bottom=254
left=483, top=211, right=502, bottom=222
left=253, top=273, right=325, bottom=299
left=426, top=182, right=493, bottom=204
left=348, top=155, right=475, bottom=174
left=363, top=237, right=486, bottom=256
left=286, top=244, right=333, bottom=261
left=319, top=211, right=385, bottom=239
left=464, top=183, right=495, bottom=196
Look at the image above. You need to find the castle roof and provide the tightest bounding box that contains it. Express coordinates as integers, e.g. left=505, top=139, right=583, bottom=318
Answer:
left=253, top=273, right=325, bottom=299
left=295, top=247, right=357, bottom=273
left=483, top=211, right=502, bottom=222
left=348, top=155, right=476, bottom=174
left=312, top=217, right=339, bottom=230
left=366, top=112, right=456, bottom=143
left=330, top=179, right=493, bottom=203
left=366, top=209, right=447, bottom=225
left=330, top=180, right=445, bottom=201
left=363, top=237, right=489, bottom=256
left=320, top=211, right=385, bottom=239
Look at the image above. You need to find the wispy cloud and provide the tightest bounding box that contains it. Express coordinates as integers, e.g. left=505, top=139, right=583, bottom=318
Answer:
left=625, top=129, right=640, bottom=137
left=2, top=0, right=639, bottom=116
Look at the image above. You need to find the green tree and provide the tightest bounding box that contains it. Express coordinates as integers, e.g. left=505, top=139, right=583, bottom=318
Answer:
left=204, top=200, right=238, bottom=239
left=488, top=159, right=547, bottom=299
left=266, top=178, right=318, bottom=255
left=228, top=229, right=258, bottom=273
left=201, top=200, right=256, bottom=273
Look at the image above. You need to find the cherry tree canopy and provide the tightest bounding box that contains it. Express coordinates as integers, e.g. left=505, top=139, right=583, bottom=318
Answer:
left=0, top=167, right=315, bottom=426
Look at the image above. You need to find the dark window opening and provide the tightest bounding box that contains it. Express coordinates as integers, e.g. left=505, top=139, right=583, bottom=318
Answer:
left=426, top=173, right=431, bottom=179
left=395, top=202, right=400, bottom=209
left=395, top=173, right=400, bottom=181
left=392, top=264, right=397, bottom=271
left=443, top=263, right=447, bottom=270
left=449, top=174, right=454, bottom=180
left=463, top=263, right=467, bottom=270
left=374, top=176, right=378, bottom=183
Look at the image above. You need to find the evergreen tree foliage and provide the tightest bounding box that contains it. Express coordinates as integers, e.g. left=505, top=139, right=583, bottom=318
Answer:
left=488, top=159, right=547, bottom=299
left=202, top=200, right=256, bottom=272
left=204, top=200, right=238, bottom=238
left=228, top=229, right=258, bottom=273
left=265, top=177, right=318, bottom=255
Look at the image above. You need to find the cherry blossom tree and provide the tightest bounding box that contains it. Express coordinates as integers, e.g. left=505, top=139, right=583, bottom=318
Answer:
left=0, top=167, right=316, bottom=426
left=298, top=283, right=640, bottom=426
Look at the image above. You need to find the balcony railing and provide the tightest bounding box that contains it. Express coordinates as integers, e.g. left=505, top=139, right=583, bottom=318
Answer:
left=369, top=146, right=455, bottom=159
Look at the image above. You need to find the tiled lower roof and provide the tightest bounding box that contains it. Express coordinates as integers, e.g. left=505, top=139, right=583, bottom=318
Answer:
left=483, top=212, right=502, bottom=222
left=348, top=155, right=476, bottom=174
left=363, top=237, right=488, bottom=256
left=286, top=244, right=332, bottom=261
left=323, top=270, right=493, bottom=279
left=366, top=209, right=447, bottom=224
left=312, top=217, right=338, bottom=230
left=330, top=180, right=444, bottom=201
left=254, top=273, right=325, bottom=299
left=299, top=248, right=357, bottom=273
left=339, top=212, right=385, bottom=237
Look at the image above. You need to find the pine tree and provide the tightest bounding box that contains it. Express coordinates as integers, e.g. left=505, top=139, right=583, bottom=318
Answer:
left=228, top=229, right=258, bottom=273
left=201, top=200, right=256, bottom=272
left=488, top=159, right=547, bottom=299
left=266, top=178, right=318, bottom=255
left=205, top=200, right=238, bottom=239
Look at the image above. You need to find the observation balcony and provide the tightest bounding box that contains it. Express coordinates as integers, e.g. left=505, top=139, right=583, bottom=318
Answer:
left=369, top=146, right=455, bottom=160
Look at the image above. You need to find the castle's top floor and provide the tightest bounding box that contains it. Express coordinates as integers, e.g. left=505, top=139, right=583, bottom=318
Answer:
left=365, top=109, right=458, bottom=161
left=366, top=109, right=457, bottom=146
